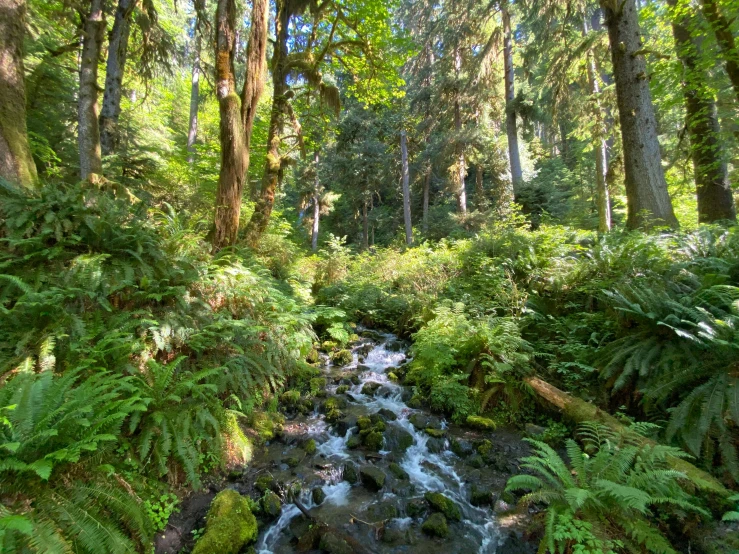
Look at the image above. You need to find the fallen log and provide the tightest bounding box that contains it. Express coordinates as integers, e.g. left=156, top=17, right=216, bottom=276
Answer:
left=524, top=376, right=729, bottom=496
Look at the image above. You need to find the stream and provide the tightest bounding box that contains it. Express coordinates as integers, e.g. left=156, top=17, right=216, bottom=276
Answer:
left=156, top=331, right=535, bottom=554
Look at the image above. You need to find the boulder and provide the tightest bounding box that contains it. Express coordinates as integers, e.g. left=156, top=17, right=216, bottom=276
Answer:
left=360, top=466, right=386, bottom=491
left=347, top=435, right=361, bottom=449
left=450, top=438, right=474, bottom=458
left=424, top=492, right=461, bottom=521
left=466, top=415, right=496, bottom=431
left=424, top=427, right=446, bottom=438
left=388, top=462, right=409, bottom=480
left=336, top=385, right=349, bottom=394
left=367, top=501, right=398, bottom=521
left=312, top=487, right=326, bottom=505
left=421, top=513, right=448, bottom=538
left=384, top=424, right=414, bottom=453
left=335, top=415, right=358, bottom=436
left=361, top=381, right=382, bottom=396
left=255, top=474, right=275, bottom=494
left=381, top=518, right=411, bottom=544
left=319, top=531, right=353, bottom=554
left=343, top=463, right=358, bottom=484
left=377, top=408, right=398, bottom=421
left=191, top=490, right=257, bottom=554
left=470, top=485, right=493, bottom=507
left=261, top=491, right=282, bottom=519
left=363, top=430, right=384, bottom=451
left=409, top=413, right=441, bottom=430
left=406, top=498, right=427, bottom=518
left=330, top=349, right=353, bottom=366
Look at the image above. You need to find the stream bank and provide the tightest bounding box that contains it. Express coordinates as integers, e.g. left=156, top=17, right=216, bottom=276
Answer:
left=155, top=331, right=538, bottom=554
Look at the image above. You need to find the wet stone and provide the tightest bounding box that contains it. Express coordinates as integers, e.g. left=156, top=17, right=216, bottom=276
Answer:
left=424, top=492, right=461, bottom=521
left=424, top=427, right=446, bottom=438
left=367, top=501, right=398, bottom=521
left=389, top=462, right=409, bottom=480
left=377, top=408, right=398, bottom=421
left=342, top=463, right=358, bottom=484
left=406, top=498, right=427, bottom=518
left=261, top=491, right=282, bottom=519
left=350, top=375, right=361, bottom=385
left=360, top=465, right=386, bottom=491
left=319, top=531, right=353, bottom=554
left=409, top=413, right=442, bottom=430
left=421, top=513, right=449, bottom=538
left=381, top=518, right=411, bottom=544
left=347, top=435, right=361, bottom=449
left=361, top=381, right=382, bottom=396
left=334, top=414, right=358, bottom=436
left=426, top=437, right=446, bottom=454
left=451, top=438, right=474, bottom=458
left=384, top=423, right=414, bottom=453
left=466, top=454, right=484, bottom=468
left=470, top=485, right=494, bottom=507
left=255, top=474, right=275, bottom=493
left=312, top=487, right=326, bottom=505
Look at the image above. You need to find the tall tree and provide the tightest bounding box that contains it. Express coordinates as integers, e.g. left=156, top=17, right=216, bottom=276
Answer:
left=401, top=129, right=413, bottom=245
left=187, top=29, right=201, bottom=163
left=99, top=0, right=137, bottom=155
left=78, top=0, right=106, bottom=181
left=212, top=0, right=269, bottom=249
left=699, top=0, right=739, bottom=104
left=601, top=0, right=678, bottom=229
left=0, top=0, right=37, bottom=188
left=502, top=0, right=523, bottom=193
left=452, top=44, right=468, bottom=214
left=669, top=0, right=735, bottom=222
left=311, top=151, right=321, bottom=251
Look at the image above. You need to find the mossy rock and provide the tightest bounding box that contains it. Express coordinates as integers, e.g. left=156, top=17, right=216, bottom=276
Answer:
left=280, top=390, right=301, bottom=407
left=343, top=463, right=358, bottom=484
left=406, top=498, right=427, bottom=518
left=321, top=397, right=345, bottom=423
left=361, top=381, right=382, bottom=396
left=357, top=416, right=372, bottom=431
left=385, top=424, right=414, bottom=453
left=261, top=491, right=282, bottom=519
left=387, top=372, right=398, bottom=381
left=306, top=349, right=320, bottom=364
left=421, top=513, right=448, bottom=538
left=424, top=427, right=446, bottom=439
left=283, top=448, right=304, bottom=468
left=347, top=435, right=362, bottom=449
left=407, top=395, right=424, bottom=409
left=424, top=492, right=461, bottom=522
left=377, top=408, right=398, bottom=421
left=310, top=377, right=328, bottom=395
left=470, top=485, right=493, bottom=507
left=304, top=438, right=317, bottom=455
left=477, top=439, right=493, bottom=456
left=312, top=487, right=326, bottom=505
left=255, top=474, right=275, bottom=493
left=466, top=454, right=484, bottom=469
left=367, top=501, right=398, bottom=521
left=319, top=531, right=353, bottom=554
left=466, top=415, right=496, bottom=431
left=330, top=349, right=354, bottom=366
left=322, top=340, right=338, bottom=351
left=360, top=466, right=386, bottom=491
left=336, top=385, right=349, bottom=394
left=450, top=438, right=474, bottom=458
left=249, top=411, right=284, bottom=443
left=363, top=431, right=384, bottom=451
left=350, top=375, right=361, bottom=385
left=191, top=490, right=257, bottom=554
left=389, top=462, right=409, bottom=480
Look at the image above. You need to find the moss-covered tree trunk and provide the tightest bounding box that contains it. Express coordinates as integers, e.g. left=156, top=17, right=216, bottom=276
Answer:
left=243, top=0, right=288, bottom=247
left=669, top=0, right=735, bottom=223
left=601, top=0, right=678, bottom=229
left=699, top=0, right=739, bottom=105
left=212, top=0, right=269, bottom=249
left=0, top=0, right=37, bottom=189
left=99, top=0, right=137, bottom=156
left=78, top=0, right=105, bottom=181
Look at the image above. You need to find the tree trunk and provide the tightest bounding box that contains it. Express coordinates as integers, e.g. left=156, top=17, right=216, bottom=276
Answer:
left=312, top=151, right=320, bottom=251
left=78, top=0, right=105, bottom=181
left=187, top=31, right=201, bottom=163
left=524, top=376, right=728, bottom=496
left=502, top=0, right=523, bottom=194
left=475, top=164, right=484, bottom=205
left=244, top=0, right=287, bottom=247
left=213, top=0, right=269, bottom=249
left=362, top=198, right=369, bottom=250
left=422, top=168, right=430, bottom=233
left=0, top=0, right=37, bottom=188
left=453, top=47, right=467, bottom=214
left=583, top=16, right=611, bottom=232
left=669, top=0, right=735, bottom=223
left=401, top=130, right=413, bottom=245
left=601, top=0, right=678, bottom=229
left=99, top=0, right=136, bottom=156
left=699, top=0, right=739, bottom=105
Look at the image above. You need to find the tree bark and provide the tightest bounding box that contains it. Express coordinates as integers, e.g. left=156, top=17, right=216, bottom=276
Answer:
left=475, top=164, right=484, bottom=205
left=401, top=130, right=413, bottom=245
left=699, top=0, right=739, bottom=105
left=583, top=16, right=611, bottom=232
left=99, top=0, right=137, bottom=156
left=187, top=31, right=201, bottom=163
left=0, top=0, right=37, bottom=188
left=78, top=0, right=106, bottom=181
left=362, top=198, right=369, bottom=250
left=502, top=0, right=523, bottom=194
left=453, top=47, right=467, bottom=214
left=311, top=150, right=320, bottom=251
left=669, top=0, right=735, bottom=223
left=244, top=0, right=288, bottom=247
left=524, top=376, right=728, bottom=496
left=601, top=0, right=678, bottom=229
left=422, top=168, right=430, bottom=233
left=213, top=0, right=269, bottom=249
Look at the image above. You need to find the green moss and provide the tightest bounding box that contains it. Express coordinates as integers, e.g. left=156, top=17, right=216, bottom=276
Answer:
left=336, top=385, right=349, bottom=394
left=306, top=349, right=320, bottom=364
left=280, top=390, right=301, bottom=407
left=357, top=416, right=372, bottom=431
left=255, top=474, right=275, bottom=493
left=421, top=513, right=448, bottom=538
left=330, top=349, right=353, bottom=365
left=310, top=377, right=327, bottom=396
left=363, top=430, right=384, bottom=451
left=424, top=492, right=461, bottom=521
left=191, top=490, right=257, bottom=554
left=304, top=439, right=316, bottom=455
left=261, top=491, right=282, bottom=519
left=387, top=372, right=398, bottom=381
left=466, top=415, right=496, bottom=431
left=477, top=439, right=493, bottom=456
left=389, top=462, right=409, bottom=480
left=249, top=411, right=284, bottom=443
left=322, top=340, right=338, bottom=351
left=424, top=428, right=446, bottom=438
left=347, top=435, right=361, bottom=449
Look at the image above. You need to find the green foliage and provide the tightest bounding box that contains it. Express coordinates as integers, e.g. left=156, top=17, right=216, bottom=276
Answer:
left=506, top=423, right=709, bottom=554
left=144, top=493, right=179, bottom=532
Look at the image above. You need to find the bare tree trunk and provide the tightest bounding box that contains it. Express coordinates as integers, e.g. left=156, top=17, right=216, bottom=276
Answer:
left=669, top=0, right=735, bottom=222
left=583, top=16, right=611, bottom=232
left=213, top=0, right=269, bottom=249
left=187, top=31, right=201, bottom=163
left=312, top=150, right=320, bottom=251
left=601, top=0, right=678, bottom=229
left=362, top=198, right=369, bottom=250
left=400, top=130, right=413, bottom=245
left=453, top=47, right=467, bottom=214
left=502, top=0, right=523, bottom=194
left=99, top=0, right=137, bottom=156
left=0, top=0, right=37, bottom=188
left=244, top=0, right=287, bottom=247
left=78, top=0, right=105, bottom=181
left=699, top=0, right=739, bottom=105
left=422, top=168, right=430, bottom=232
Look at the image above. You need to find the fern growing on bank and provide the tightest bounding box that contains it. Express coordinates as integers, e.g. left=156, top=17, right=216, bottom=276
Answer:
left=506, top=422, right=708, bottom=554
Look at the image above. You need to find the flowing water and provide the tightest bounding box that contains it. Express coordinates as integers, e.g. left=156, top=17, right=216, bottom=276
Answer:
left=250, top=332, right=527, bottom=554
